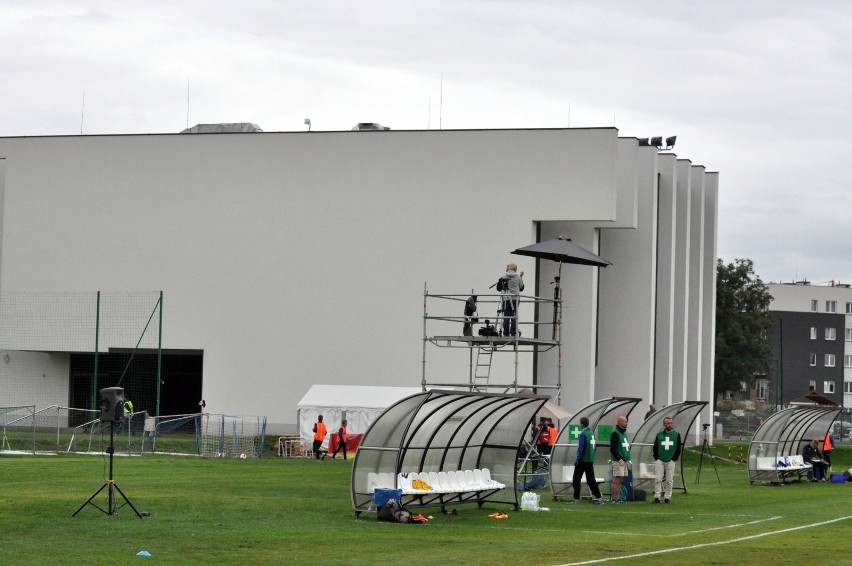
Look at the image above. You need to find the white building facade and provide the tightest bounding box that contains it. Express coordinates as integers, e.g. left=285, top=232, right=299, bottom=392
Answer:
left=0, top=127, right=717, bottom=435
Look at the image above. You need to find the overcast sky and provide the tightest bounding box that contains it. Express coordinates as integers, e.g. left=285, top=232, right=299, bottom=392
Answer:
left=2, top=1, right=850, bottom=285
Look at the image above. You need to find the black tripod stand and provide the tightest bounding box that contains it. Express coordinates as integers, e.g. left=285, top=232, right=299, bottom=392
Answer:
left=695, top=424, right=721, bottom=485
left=72, top=421, right=143, bottom=519
left=551, top=276, right=560, bottom=340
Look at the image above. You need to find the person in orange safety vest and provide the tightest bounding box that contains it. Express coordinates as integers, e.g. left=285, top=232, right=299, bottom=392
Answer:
left=823, top=431, right=835, bottom=469
left=312, top=415, right=327, bottom=460
left=547, top=418, right=557, bottom=449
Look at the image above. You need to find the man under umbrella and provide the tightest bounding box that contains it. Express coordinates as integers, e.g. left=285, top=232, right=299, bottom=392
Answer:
left=498, top=263, right=524, bottom=337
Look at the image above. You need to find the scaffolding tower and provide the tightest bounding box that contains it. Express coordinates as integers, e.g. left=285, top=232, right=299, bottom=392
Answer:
left=421, top=284, right=562, bottom=403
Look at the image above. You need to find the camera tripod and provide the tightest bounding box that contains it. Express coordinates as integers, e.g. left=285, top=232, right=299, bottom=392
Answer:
left=695, top=424, right=721, bottom=485
left=550, top=276, right=560, bottom=340
left=72, top=421, right=144, bottom=519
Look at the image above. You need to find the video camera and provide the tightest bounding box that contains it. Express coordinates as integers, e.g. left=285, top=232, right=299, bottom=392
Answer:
left=478, top=320, right=499, bottom=337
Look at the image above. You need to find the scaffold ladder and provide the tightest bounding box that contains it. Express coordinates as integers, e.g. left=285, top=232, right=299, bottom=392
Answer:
left=473, top=348, right=494, bottom=390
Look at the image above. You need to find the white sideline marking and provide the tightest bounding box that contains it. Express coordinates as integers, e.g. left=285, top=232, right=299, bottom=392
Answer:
left=674, top=516, right=782, bottom=537
left=586, top=516, right=782, bottom=538
left=556, top=515, right=852, bottom=565
left=425, top=516, right=780, bottom=536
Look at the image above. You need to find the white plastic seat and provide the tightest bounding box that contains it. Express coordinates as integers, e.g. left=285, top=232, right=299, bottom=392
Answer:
left=397, top=472, right=413, bottom=492
left=473, top=468, right=486, bottom=488
left=452, top=470, right=469, bottom=491
left=402, top=471, right=432, bottom=494
left=377, top=472, right=395, bottom=489
left=368, top=472, right=379, bottom=491
left=482, top=468, right=505, bottom=489
left=447, top=471, right=463, bottom=491
left=437, top=471, right=454, bottom=492
left=427, top=472, right=446, bottom=493
left=464, top=469, right=478, bottom=489
left=412, top=472, right=437, bottom=493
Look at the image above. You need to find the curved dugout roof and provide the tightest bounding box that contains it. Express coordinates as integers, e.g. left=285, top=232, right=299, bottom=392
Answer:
left=549, top=397, right=641, bottom=500
left=351, top=390, right=548, bottom=513
left=748, top=407, right=840, bottom=484
left=629, top=401, right=707, bottom=494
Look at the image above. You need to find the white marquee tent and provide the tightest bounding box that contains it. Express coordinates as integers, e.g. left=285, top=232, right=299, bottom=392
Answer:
left=296, top=384, right=421, bottom=451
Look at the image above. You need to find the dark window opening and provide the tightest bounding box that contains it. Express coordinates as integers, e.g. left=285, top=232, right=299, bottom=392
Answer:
left=69, top=349, right=203, bottom=426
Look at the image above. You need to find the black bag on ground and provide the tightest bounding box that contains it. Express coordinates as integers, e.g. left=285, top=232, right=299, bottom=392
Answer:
left=377, top=499, right=412, bottom=523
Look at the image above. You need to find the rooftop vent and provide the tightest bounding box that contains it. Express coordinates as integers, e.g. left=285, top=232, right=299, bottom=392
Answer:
left=351, top=122, right=390, bottom=131
left=181, top=123, right=263, bottom=134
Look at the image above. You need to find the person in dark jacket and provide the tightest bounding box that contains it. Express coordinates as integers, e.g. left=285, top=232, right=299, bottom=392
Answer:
left=331, top=419, right=348, bottom=460
left=609, top=416, right=631, bottom=503
left=569, top=417, right=604, bottom=505
left=802, top=439, right=827, bottom=481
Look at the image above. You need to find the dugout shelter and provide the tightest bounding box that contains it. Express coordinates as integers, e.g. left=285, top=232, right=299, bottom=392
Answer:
left=628, top=400, right=708, bottom=494
left=548, top=397, right=641, bottom=500
left=351, top=389, right=548, bottom=514
left=747, top=406, right=840, bottom=484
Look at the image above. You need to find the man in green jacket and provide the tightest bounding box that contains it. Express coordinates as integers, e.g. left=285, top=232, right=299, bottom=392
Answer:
left=609, top=415, right=630, bottom=503
left=652, top=416, right=681, bottom=503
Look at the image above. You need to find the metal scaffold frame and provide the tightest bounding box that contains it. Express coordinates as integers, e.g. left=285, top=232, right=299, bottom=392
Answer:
left=421, top=284, right=562, bottom=402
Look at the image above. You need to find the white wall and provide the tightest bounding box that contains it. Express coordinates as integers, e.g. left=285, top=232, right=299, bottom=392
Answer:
left=0, top=350, right=69, bottom=408
left=0, top=128, right=624, bottom=430
left=0, top=128, right=718, bottom=432
left=671, top=160, right=693, bottom=402
left=700, top=173, right=719, bottom=441
left=654, top=154, right=678, bottom=407
left=686, top=166, right=706, bottom=404
left=596, top=144, right=658, bottom=405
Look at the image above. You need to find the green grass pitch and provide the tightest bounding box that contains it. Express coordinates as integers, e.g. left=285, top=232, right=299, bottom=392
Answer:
left=1, top=445, right=851, bottom=565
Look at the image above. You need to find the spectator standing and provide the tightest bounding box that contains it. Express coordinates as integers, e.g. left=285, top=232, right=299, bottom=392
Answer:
left=547, top=418, right=557, bottom=453
left=823, top=431, right=835, bottom=470
left=312, top=415, right=327, bottom=461
left=533, top=417, right=550, bottom=471
left=609, top=415, right=631, bottom=503
left=498, top=263, right=524, bottom=337
left=331, top=419, right=348, bottom=460
left=652, top=416, right=681, bottom=504
left=569, top=417, right=604, bottom=505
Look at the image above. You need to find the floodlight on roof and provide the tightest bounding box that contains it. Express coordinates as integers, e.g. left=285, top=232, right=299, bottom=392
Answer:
left=638, top=138, right=650, bottom=146
left=665, top=135, right=676, bottom=150
left=304, top=118, right=311, bottom=132
left=650, top=136, right=663, bottom=148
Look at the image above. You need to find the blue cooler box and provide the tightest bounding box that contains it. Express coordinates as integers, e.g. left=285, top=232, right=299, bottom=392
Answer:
left=373, top=488, right=402, bottom=508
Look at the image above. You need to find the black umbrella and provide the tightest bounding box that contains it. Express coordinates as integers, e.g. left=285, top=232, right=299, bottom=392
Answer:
left=511, top=235, right=611, bottom=269
left=511, top=235, right=610, bottom=340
